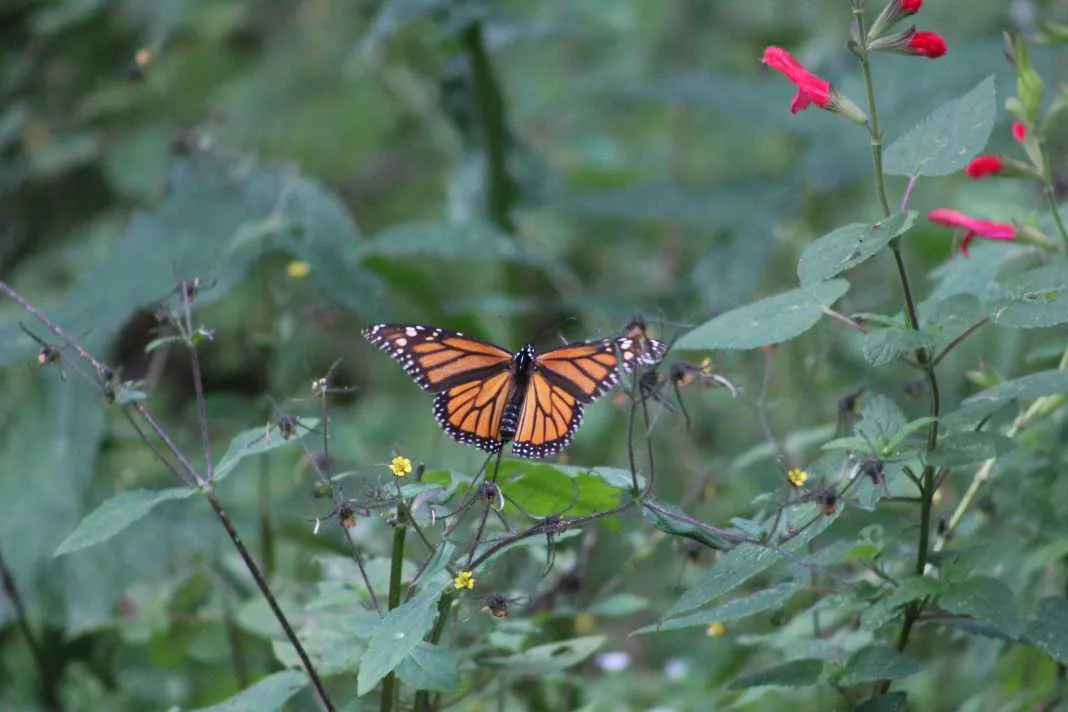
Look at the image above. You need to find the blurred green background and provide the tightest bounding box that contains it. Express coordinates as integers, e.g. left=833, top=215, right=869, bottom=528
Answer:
left=2, top=1, right=1068, bottom=710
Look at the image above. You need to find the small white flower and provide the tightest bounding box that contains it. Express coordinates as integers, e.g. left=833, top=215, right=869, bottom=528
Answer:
left=595, top=650, right=630, bottom=672
left=664, top=658, right=689, bottom=680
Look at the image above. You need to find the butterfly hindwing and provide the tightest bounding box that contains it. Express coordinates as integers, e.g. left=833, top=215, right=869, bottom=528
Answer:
left=361, top=323, right=512, bottom=392
left=511, top=371, right=583, bottom=458
left=363, top=322, right=668, bottom=459
left=432, top=370, right=515, bottom=453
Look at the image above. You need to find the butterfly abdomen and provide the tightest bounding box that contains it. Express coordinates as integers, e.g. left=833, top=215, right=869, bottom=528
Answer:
left=499, top=345, right=536, bottom=443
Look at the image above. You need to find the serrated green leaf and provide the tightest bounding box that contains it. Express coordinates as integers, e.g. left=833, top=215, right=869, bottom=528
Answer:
left=189, top=671, right=308, bottom=712
left=675, top=279, right=850, bottom=351
left=884, top=76, right=996, bottom=177
left=860, top=329, right=935, bottom=367
left=962, top=369, right=1068, bottom=409
left=861, top=577, right=944, bottom=631
left=53, top=487, right=195, bottom=557
left=941, top=575, right=1021, bottom=637
left=990, top=261, right=1068, bottom=328
left=215, top=419, right=319, bottom=483
left=665, top=508, right=838, bottom=618
left=840, top=646, right=920, bottom=686
left=485, top=636, right=605, bottom=675
left=1024, top=596, right=1068, bottom=662
left=797, top=213, right=914, bottom=286
left=885, top=417, right=938, bottom=452
left=396, top=643, right=461, bottom=693
left=926, top=431, right=1016, bottom=467
left=635, top=582, right=798, bottom=635
left=855, top=393, right=908, bottom=451
left=728, top=659, right=824, bottom=689
left=356, top=584, right=443, bottom=696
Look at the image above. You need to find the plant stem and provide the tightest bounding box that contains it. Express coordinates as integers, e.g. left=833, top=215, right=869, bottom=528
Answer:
left=459, top=21, right=516, bottom=234
left=1039, top=136, right=1068, bottom=247
left=381, top=511, right=409, bottom=712
left=0, top=548, right=62, bottom=711
left=414, top=597, right=453, bottom=712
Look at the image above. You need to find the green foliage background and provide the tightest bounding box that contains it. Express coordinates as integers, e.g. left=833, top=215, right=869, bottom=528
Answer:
left=3, top=1, right=1068, bottom=710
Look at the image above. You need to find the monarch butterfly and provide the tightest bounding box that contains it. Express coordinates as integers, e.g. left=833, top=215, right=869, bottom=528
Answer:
left=362, top=322, right=666, bottom=459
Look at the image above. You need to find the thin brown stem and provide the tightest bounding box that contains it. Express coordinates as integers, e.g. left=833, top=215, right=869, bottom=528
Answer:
left=930, top=318, right=990, bottom=369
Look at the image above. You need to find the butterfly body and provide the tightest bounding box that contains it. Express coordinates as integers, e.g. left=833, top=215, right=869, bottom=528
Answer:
left=363, top=323, right=665, bottom=459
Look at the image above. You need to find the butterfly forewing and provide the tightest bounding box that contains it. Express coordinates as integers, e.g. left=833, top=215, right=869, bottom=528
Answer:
left=363, top=322, right=668, bottom=460
left=361, top=324, right=512, bottom=391
left=535, top=335, right=667, bottom=403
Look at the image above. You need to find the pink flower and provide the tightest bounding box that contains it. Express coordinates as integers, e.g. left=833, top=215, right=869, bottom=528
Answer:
left=908, top=31, right=947, bottom=58
left=965, top=156, right=1004, bottom=179
left=900, top=0, right=923, bottom=12
left=928, top=208, right=1016, bottom=256
left=1012, top=121, right=1027, bottom=143
left=762, top=47, right=832, bottom=113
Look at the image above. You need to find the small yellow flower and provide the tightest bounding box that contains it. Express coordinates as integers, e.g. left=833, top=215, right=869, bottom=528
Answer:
left=454, top=570, right=475, bottom=590
left=286, top=260, right=311, bottom=279
left=574, top=612, right=596, bottom=635
left=706, top=621, right=726, bottom=637
left=700, top=356, right=714, bottom=373
left=787, top=468, right=808, bottom=488
left=389, top=456, right=413, bottom=478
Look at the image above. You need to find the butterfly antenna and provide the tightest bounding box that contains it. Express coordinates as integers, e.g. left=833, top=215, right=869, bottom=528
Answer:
left=532, top=315, right=577, bottom=346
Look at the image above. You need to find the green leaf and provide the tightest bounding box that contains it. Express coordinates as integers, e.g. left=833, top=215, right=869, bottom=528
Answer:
left=728, top=659, right=824, bottom=689
left=189, top=671, right=308, bottom=712
left=884, top=417, right=939, bottom=453
left=860, top=328, right=935, bottom=367
left=1024, top=597, right=1068, bottom=662
left=963, top=370, right=1068, bottom=410
left=990, top=260, right=1068, bottom=328
left=485, top=636, right=605, bottom=675
left=396, top=643, right=461, bottom=693
left=665, top=508, right=838, bottom=618
left=214, top=419, right=319, bottom=483
left=641, top=499, right=740, bottom=551
left=634, top=582, right=798, bottom=635
left=855, top=393, right=908, bottom=452
left=356, top=584, right=444, bottom=696
left=926, top=432, right=1016, bottom=467
left=501, top=464, right=578, bottom=517
left=941, top=575, right=1021, bottom=637
left=854, top=692, right=909, bottom=712
left=839, top=646, right=920, bottom=686
left=797, top=213, right=914, bottom=286
left=589, top=593, right=649, bottom=617
left=675, top=280, right=850, bottom=351
left=861, top=577, right=944, bottom=631
left=884, top=75, right=996, bottom=177
left=53, top=487, right=195, bottom=557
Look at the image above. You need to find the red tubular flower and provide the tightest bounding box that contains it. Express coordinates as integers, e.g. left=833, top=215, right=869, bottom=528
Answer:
left=928, top=208, right=1016, bottom=256
left=909, top=31, right=947, bottom=58
left=901, top=0, right=923, bottom=13
left=761, top=46, right=832, bottom=113
left=1012, top=121, right=1028, bottom=143
left=965, top=155, right=1004, bottom=179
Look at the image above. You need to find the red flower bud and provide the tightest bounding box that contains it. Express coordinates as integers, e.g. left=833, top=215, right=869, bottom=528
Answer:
left=901, top=0, right=923, bottom=13
left=908, top=31, right=947, bottom=58
left=928, top=208, right=1016, bottom=256
left=1012, top=121, right=1027, bottom=143
left=965, top=155, right=1004, bottom=179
